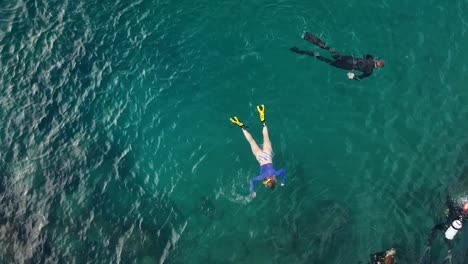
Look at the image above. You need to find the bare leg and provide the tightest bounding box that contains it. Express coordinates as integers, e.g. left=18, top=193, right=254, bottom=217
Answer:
left=242, top=128, right=262, bottom=158
left=262, top=125, right=272, bottom=155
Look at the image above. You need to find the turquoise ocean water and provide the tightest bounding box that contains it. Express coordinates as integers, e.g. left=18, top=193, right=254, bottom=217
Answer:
left=1, top=0, right=468, bottom=263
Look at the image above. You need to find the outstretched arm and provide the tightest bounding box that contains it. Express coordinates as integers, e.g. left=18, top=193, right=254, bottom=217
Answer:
left=276, top=169, right=287, bottom=185
left=353, top=69, right=373, bottom=80
left=250, top=175, right=263, bottom=193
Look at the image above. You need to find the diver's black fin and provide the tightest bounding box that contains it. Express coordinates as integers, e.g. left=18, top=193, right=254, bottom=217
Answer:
left=304, top=32, right=327, bottom=49
left=419, top=246, right=431, bottom=264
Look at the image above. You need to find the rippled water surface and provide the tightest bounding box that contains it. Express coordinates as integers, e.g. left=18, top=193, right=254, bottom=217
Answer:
left=1, top=0, right=468, bottom=263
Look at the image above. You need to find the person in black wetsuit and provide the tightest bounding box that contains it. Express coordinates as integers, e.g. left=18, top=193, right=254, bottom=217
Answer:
left=358, top=249, right=396, bottom=264
left=290, top=32, right=384, bottom=80
left=428, top=195, right=468, bottom=248
left=369, top=249, right=396, bottom=264
left=420, top=194, right=468, bottom=264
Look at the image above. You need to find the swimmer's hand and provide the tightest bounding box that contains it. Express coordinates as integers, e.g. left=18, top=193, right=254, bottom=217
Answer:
left=250, top=192, right=256, bottom=198
left=347, top=72, right=355, bottom=79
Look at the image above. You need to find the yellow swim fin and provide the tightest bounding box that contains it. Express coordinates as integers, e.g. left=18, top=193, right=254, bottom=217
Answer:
left=256, top=104, right=265, bottom=122
left=230, top=116, right=246, bottom=128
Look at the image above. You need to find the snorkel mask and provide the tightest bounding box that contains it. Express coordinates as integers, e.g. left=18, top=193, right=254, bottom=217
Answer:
left=263, top=177, right=273, bottom=186
left=263, top=177, right=276, bottom=190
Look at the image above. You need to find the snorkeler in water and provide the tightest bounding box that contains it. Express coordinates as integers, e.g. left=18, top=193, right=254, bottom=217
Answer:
left=230, top=105, right=286, bottom=198
left=369, top=249, right=396, bottom=264
left=420, top=194, right=468, bottom=264
left=290, top=32, right=384, bottom=80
